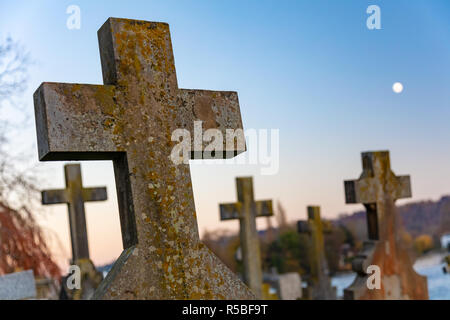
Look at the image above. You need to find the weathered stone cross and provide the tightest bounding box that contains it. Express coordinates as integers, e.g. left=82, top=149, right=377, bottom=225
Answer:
left=219, top=177, right=273, bottom=298
left=42, top=164, right=107, bottom=262
left=34, top=18, right=252, bottom=299
left=344, top=151, right=428, bottom=300
left=297, top=206, right=336, bottom=300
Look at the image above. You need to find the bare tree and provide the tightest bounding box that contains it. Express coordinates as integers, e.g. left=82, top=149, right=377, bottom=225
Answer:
left=0, top=37, right=28, bottom=100
left=0, top=37, right=61, bottom=278
left=0, top=37, right=38, bottom=207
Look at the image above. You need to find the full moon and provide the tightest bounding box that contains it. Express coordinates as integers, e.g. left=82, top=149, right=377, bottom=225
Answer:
left=393, top=82, right=404, bottom=94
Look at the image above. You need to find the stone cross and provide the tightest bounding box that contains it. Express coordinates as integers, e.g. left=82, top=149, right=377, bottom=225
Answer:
left=297, top=206, right=336, bottom=300
left=219, top=177, right=273, bottom=298
left=34, top=18, right=253, bottom=299
left=42, top=164, right=107, bottom=262
left=343, top=151, right=428, bottom=299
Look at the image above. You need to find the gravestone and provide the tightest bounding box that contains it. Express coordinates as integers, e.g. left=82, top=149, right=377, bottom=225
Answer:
left=219, top=177, right=273, bottom=298
left=343, top=151, right=428, bottom=299
left=0, top=270, right=37, bottom=300
left=276, top=272, right=302, bottom=300
left=34, top=18, right=253, bottom=299
left=42, top=164, right=105, bottom=299
left=297, top=206, right=336, bottom=300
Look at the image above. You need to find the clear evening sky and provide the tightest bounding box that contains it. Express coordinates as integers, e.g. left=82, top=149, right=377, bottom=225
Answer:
left=1, top=0, right=449, bottom=268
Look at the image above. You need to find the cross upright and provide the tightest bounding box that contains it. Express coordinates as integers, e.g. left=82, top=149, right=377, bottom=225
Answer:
left=343, top=151, right=428, bottom=300
left=34, top=18, right=253, bottom=299
left=219, top=177, right=273, bottom=298
left=297, top=206, right=336, bottom=300
left=42, top=164, right=107, bottom=262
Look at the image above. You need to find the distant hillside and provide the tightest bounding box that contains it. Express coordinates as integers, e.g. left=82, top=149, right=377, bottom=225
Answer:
left=336, top=196, right=450, bottom=241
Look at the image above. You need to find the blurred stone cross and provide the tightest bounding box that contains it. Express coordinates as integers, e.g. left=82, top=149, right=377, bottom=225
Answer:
left=34, top=18, right=253, bottom=299
left=219, top=177, right=273, bottom=298
left=297, top=206, right=336, bottom=300
left=343, top=151, right=428, bottom=299
left=42, top=164, right=106, bottom=299
left=42, top=164, right=107, bottom=262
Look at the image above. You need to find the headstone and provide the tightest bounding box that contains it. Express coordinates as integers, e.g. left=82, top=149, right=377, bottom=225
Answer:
left=41, top=164, right=105, bottom=299
left=343, top=151, right=428, bottom=299
left=276, top=272, right=302, bottom=300
left=297, top=206, right=336, bottom=300
left=219, top=177, right=273, bottom=298
left=0, top=270, right=37, bottom=300
left=34, top=18, right=253, bottom=299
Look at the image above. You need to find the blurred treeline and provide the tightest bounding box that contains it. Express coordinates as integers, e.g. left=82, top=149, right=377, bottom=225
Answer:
left=204, top=200, right=449, bottom=277
left=0, top=37, right=61, bottom=278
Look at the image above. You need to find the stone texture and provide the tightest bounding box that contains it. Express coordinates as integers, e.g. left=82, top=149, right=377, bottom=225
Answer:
left=276, top=272, right=302, bottom=300
left=219, top=177, right=273, bottom=298
left=0, top=270, right=37, bottom=300
left=343, top=151, right=428, bottom=300
left=297, top=206, right=336, bottom=300
left=34, top=18, right=253, bottom=300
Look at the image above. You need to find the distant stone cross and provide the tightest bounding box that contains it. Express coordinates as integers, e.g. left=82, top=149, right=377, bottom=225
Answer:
left=34, top=18, right=252, bottom=299
left=219, top=177, right=273, bottom=298
left=297, top=206, right=336, bottom=300
left=42, top=164, right=107, bottom=262
left=344, top=151, right=428, bottom=300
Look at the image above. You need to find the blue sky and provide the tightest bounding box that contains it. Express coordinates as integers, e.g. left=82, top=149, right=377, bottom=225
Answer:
left=1, top=0, right=449, bottom=266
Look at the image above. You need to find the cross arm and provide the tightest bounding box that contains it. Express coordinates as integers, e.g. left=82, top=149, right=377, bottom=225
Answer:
left=82, top=187, right=108, bottom=202
left=33, top=82, right=120, bottom=161
left=345, top=179, right=370, bottom=204
left=297, top=221, right=311, bottom=234
left=219, top=202, right=242, bottom=221
left=395, top=175, right=412, bottom=199
left=254, top=200, right=273, bottom=217
left=178, top=89, right=246, bottom=158
left=41, top=189, right=68, bottom=205
left=345, top=174, right=411, bottom=204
